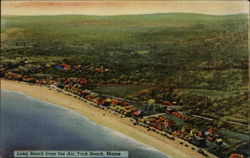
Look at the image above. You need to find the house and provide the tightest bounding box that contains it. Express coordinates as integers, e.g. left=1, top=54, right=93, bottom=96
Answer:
left=148, top=99, right=155, bottom=104
left=61, top=64, right=71, bottom=70
left=181, top=126, right=191, bottom=133
left=207, top=136, right=214, bottom=142
left=109, top=106, right=120, bottom=111
left=123, top=110, right=132, bottom=117
left=76, top=78, right=88, bottom=84
left=50, top=83, right=58, bottom=88
left=172, top=131, right=185, bottom=138
left=171, top=112, right=191, bottom=120
left=215, top=138, right=223, bottom=145
left=166, top=106, right=173, bottom=112
left=164, top=120, right=175, bottom=128
left=190, top=129, right=198, bottom=136
left=123, top=106, right=134, bottom=110
left=159, top=116, right=167, bottom=121
left=111, top=106, right=123, bottom=112
left=95, top=68, right=104, bottom=73
left=207, top=128, right=217, bottom=134
left=144, top=118, right=156, bottom=124
left=229, top=153, right=244, bottom=158
left=101, top=98, right=111, bottom=106
left=111, top=99, right=120, bottom=105
left=121, top=102, right=129, bottom=106
left=155, top=123, right=162, bottom=130
left=161, top=101, right=173, bottom=106
left=133, top=110, right=142, bottom=118
left=95, top=98, right=103, bottom=105
left=73, top=65, right=79, bottom=70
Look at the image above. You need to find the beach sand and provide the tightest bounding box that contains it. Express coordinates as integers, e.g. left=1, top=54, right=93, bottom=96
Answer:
left=1, top=79, right=217, bottom=158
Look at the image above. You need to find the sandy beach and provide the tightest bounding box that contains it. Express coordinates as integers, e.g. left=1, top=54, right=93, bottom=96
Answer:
left=1, top=79, right=217, bottom=158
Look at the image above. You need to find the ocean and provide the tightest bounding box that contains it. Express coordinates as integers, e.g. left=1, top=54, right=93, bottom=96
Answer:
left=1, top=90, right=170, bottom=158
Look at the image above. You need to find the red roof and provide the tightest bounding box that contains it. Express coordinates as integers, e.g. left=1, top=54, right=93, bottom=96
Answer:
left=162, top=101, right=173, bottom=106
left=208, top=128, right=217, bottom=134
left=122, top=102, right=129, bottom=106
left=133, top=111, right=141, bottom=116
left=111, top=99, right=120, bottom=105
left=229, top=154, right=244, bottom=158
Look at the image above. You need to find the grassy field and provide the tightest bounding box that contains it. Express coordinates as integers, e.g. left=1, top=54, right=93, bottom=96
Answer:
left=93, top=86, right=145, bottom=98
left=218, top=128, right=249, bottom=142
left=174, top=88, right=240, bottom=98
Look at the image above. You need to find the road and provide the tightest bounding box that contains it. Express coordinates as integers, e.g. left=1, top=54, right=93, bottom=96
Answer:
left=143, top=113, right=166, bottom=119
left=54, top=86, right=249, bottom=128
left=192, top=115, right=249, bottom=127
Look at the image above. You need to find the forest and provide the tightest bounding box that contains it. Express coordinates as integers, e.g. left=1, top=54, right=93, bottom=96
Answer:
left=1, top=13, right=249, bottom=129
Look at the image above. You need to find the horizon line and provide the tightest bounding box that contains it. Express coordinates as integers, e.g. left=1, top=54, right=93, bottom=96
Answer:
left=2, top=12, right=248, bottom=17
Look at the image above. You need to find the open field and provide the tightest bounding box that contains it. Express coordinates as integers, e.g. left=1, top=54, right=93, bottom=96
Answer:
left=93, top=86, right=145, bottom=98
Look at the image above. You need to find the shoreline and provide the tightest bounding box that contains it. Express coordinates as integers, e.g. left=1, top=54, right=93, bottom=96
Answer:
left=1, top=79, right=217, bottom=158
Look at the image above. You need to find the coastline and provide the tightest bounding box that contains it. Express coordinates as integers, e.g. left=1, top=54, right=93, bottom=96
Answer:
left=1, top=79, right=217, bottom=158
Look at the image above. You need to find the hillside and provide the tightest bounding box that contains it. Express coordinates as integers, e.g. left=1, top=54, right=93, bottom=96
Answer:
left=1, top=13, right=249, bottom=118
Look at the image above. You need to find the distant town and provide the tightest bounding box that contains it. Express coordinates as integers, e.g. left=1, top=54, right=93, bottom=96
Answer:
left=1, top=59, right=248, bottom=158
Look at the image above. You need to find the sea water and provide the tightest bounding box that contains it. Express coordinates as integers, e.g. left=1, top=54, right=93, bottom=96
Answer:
left=1, top=90, right=170, bottom=158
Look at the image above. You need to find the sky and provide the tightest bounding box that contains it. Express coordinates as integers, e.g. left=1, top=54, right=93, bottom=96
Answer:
left=1, top=1, right=249, bottom=16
